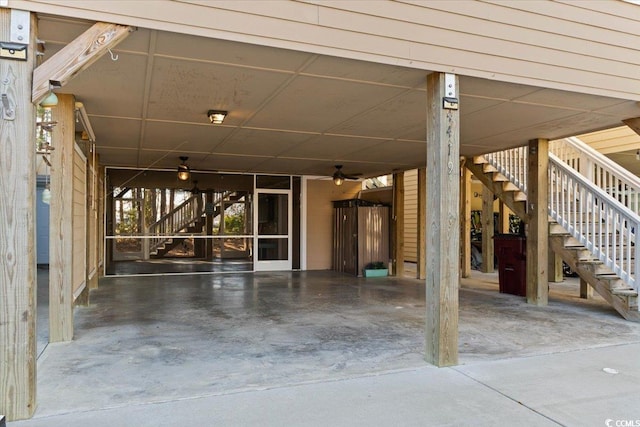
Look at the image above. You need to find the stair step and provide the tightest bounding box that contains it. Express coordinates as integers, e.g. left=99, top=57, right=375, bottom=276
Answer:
left=513, top=191, right=527, bottom=202
left=483, top=164, right=499, bottom=173
left=611, top=288, right=638, bottom=297
left=473, top=156, right=489, bottom=165
left=492, top=173, right=509, bottom=182
left=502, top=181, right=520, bottom=192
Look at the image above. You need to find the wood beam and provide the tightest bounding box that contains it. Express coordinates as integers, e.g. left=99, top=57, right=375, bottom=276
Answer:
left=498, top=201, right=510, bottom=234
left=392, top=172, right=405, bottom=277
left=32, top=22, right=132, bottom=104
left=417, top=168, right=427, bottom=280
left=49, top=94, right=76, bottom=342
left=425, top=72, right=459, bottom=367
left=580, top=277, right=594, bottom=299
left=548, top=248, right=563, bottom=283
left=623, top=117, right=640, bottom=138
left=526, top=138, right=549, bottom=306
left=460, top=163, right=471, bottom=278
left=481, top=186, right=494, bottom=273
left=0, top=10, right=37, bottom=421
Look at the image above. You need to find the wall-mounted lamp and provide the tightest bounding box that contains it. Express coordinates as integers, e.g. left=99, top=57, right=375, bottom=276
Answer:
left=177, top=156, right=190, bottom=181
left=207, top=110, right=227, bottom=125
left=636, top=149, right=640, bottom=161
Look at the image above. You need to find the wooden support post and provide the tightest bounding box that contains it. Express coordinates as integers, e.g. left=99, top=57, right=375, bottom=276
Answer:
left=205, top=192, right=214, bottom=259
left=580, top=278, right=593, bottom=299
left=49, top=93, right=76, bottom=342
left=392, top=172, right=405, bottom=277
left=417, top=168, right=427, bottom=280
left=526, top=138, right=549, bottom=306
left=499, top=201, right=510, bottom=234
left=425, top=72, right=459, bottom=367
left=481, top=186, right=494, bottom=273
left=460, top=163, right=471, bottom=278
left=548, top=247, right=563, bottom=283
left=0, top=10, right=37, bottom=421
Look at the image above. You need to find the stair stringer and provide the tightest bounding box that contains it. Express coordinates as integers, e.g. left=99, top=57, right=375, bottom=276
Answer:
left=466, top=156, right=639, bottom=321
left=465, top=160, right=527, bottom=220
left=549, top=235, right=639, bottom=321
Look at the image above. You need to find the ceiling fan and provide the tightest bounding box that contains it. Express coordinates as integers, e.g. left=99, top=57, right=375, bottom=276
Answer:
left=332, top=165, right=361, bottom=186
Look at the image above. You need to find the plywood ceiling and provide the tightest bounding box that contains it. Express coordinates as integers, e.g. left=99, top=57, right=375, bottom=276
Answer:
left=37, top=15, right=640, bottom=179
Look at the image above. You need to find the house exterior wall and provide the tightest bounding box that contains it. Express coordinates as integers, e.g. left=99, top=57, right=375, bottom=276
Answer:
left=404, top=169, right=418, bottom=263
left=9, top=0, right=640, bottom=101
left=306, top=179, right=362, bottom=270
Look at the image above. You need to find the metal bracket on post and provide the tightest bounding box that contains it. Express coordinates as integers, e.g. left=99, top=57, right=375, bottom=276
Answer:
left=10, top=9, right=30, bottom=44
left=443, top=73, right=458, bottom=110
left=1, top=93, right=14, bottom=120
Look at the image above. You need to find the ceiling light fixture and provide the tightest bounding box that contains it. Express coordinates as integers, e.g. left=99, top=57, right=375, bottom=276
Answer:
left=177, top=156, right=190, bottom=181
left=207, top=110, right=227, bottom=125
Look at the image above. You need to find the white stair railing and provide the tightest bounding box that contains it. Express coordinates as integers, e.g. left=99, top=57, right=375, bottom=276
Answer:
left=549, top=154, right=639, bottom=290
left=479, top=146, right=640, bottom=304
left=484, top=146, right=528, bottom=192
left=148, top=195, right=203, bottom=252
left=550, top=137, right=640, bottom=215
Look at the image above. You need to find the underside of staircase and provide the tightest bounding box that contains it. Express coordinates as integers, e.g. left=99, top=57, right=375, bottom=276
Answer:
left=466, top=157, right=639, bottom=321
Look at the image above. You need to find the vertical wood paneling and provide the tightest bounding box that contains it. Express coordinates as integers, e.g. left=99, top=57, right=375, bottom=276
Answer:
left=417, top=167, right=427, bottom=280
left=0, top=10, right=37, bottom=421
left=49, top=94, right=75, bottom=342
left=392, top=172, right=404, bottom=276
left=481, top=186, right=494, bottom=273
left=425, top=72, right=459, bottom=367
left=460, top=165, right=471, bottom=278
left=526, top=138, right=549, bottom=306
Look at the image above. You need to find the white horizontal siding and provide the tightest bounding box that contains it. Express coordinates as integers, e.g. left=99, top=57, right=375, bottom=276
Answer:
left=13, top=0, right=640, bottom=100
left=404, top=169, right=418, bottom=263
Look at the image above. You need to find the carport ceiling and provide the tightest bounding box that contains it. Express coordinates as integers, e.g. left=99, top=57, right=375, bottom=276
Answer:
left=39, top=15, right=640, bottom=179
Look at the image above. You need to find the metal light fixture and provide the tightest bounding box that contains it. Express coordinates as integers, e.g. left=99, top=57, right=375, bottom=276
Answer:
left=177, top=156, right=190, bottom=181
left=333, top=175, right=344, bottom=186
left=207, top=110, right=227, bottom=125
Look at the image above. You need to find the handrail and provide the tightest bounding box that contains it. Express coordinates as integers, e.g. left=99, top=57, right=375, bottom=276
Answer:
left=479, top=145, right=639, bottom=302
left=550, top=137, right=640, bottom=215
left=548, top=154, right=639, bottom=290
left=484, top=146, right=528, bottom=193
left=148, top=195, right=203, bottom=252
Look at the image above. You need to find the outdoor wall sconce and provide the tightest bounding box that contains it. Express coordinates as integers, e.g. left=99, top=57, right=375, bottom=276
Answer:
left=177, top=156, right=190, bottom=181
left=207, top=110, right=227, bottom=125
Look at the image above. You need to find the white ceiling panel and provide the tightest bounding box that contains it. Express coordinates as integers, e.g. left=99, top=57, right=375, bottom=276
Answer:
left=145, top=57, right=293, bottom=123
left=155, top=31, right=313, bottom=71
left=142, top=121, right=235, bottom=151
left=36, top=15, right=640, bottom=178
left=302, top=55, right=427, bottom=87
left=215, top=128, right=313, bottom=156
left=244, top=75, right=408, bottom=132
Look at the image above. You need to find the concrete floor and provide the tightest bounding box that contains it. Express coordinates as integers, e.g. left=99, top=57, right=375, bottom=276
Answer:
left=14, top=268, right=640, bottom=426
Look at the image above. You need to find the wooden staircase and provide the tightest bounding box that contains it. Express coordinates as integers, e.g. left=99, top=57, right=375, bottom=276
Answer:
left=466, top=156, right=639, bottom=321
